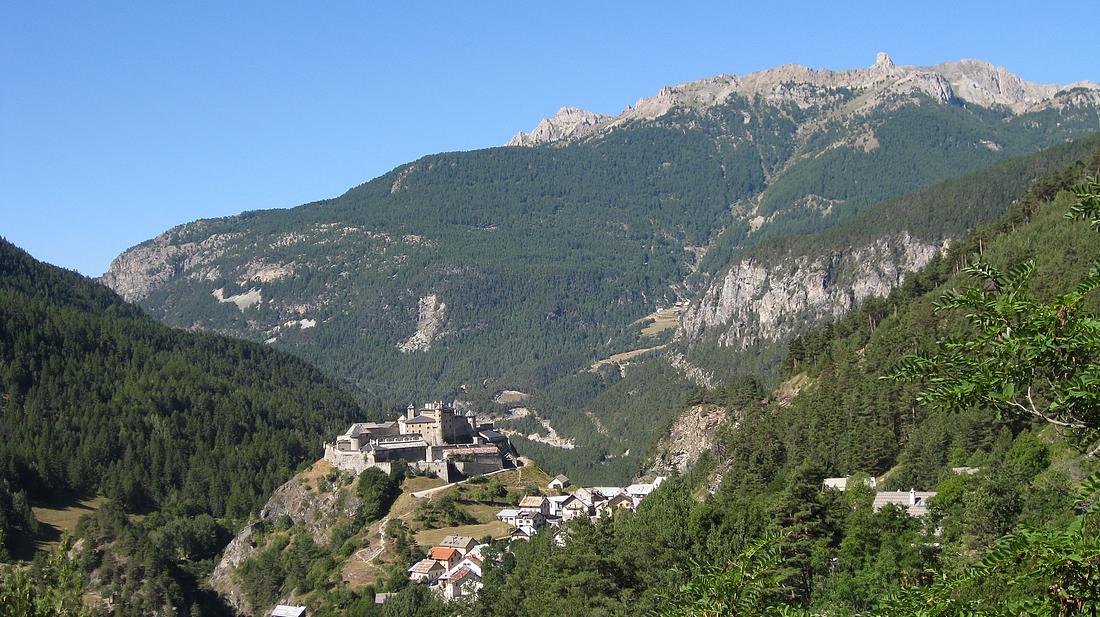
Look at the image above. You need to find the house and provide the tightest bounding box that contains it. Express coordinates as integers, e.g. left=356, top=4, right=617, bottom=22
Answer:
left=428, top=546, right=461, bottom=570
left=440, top=564, right=482, bottom=600
left=408, top=558, right=445, bottom=583
left=822, top=476, right=877, bottom=492
left=626, top=482, right=655, bottom=502
left=562, top=498, right=591, bottom=521
left=591, top=487, right=626, bottom=501
left=518, top=495, right=549, bottom=516
left=496, top=508, right=521, bottom=526
left=271, top=607, right=307, bottom=617
left=510, top=524, right=537, bottom=541
left=548, top=474, right=571, bottom=490
left=547, top=494, right=575, bottom=518
left=438, top=548, right=487, bottom=601
left=572, top=487, right=595, bottom=505
left=515, top=510, right=545, bottom=529
left=373, top=593, right=392, bottom=605
left=873, top=489, right=937, bottom=517
left=437, top=535, right=478, bottom=556
left=605, top=493, right=635, bottom=512
left=951, top=467, right=981, bottom=475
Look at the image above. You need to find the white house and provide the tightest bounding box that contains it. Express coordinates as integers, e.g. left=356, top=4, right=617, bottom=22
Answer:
left=496, top=508, right=521, bottom=526
left=438, top=545, right=487, bottom=601
left=518, top=495, right=550, bottom=516
left=408, top=558, right=445, bottom=583
left=547, top=494, right=575, bottom=518
left=872, top=489, right=937, bottom=517
left=515, top=510, right=545, bottom=529
left=271, top=607, right=306, bottom=617
left=511, top=524, right=537, bottom=541
left=548, top=474, right=571, bottom=490
left=823, top=476, right=877, bottom=492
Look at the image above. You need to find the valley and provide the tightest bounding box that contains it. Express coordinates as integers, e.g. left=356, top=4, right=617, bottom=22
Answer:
left=99, top=54, right=1100, bottom=486
left=2, top=48, right=1100, bottom=617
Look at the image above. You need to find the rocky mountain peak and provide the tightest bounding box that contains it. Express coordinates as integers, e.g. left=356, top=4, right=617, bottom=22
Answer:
left=506, top=53, right=1100, bottom=146
left=507, top=106, right=611, bottom=147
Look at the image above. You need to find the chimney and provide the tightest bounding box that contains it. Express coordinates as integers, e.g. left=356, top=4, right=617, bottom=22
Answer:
left=909, top=488, right=917, bottom=506
left=407, top=403, right=416, bottom=420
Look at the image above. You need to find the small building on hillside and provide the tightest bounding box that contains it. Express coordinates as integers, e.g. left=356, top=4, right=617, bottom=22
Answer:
left=437, top=535, right=478, bottom=556
left=511, top=525, right=537, bottom=541
left=496, top=508, right=521, bottom=526
left=823, top=476, right=877, bottom=492
left=271, top=606, right=307, bottom=617
left=873, top=489, right=937, bottom=517
left=951, top=467, right=981, bottom=475
left=548, top=474, right=571, bottom=490
left=408, top=558, right=445, bottom=584
left=518, top=495, right=549, bottom=516
left=428, top=546, right=461, bottom=570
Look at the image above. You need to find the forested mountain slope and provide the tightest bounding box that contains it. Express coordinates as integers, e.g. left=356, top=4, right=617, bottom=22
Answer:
left=463, top=119, right=1100, bottom=617
left=101, top=55, right=1100, bottom=484
left=0, top=238, right=365, bottom=556
left=505, top=136, right=1100, bottom=484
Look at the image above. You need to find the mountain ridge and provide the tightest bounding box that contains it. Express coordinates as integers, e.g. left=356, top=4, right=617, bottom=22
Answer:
left=505, top=52, right=1100, bottom=147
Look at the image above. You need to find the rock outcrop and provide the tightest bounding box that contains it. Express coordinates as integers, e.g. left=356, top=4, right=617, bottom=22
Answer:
left=507, top=106, right=610, bottom=147
left=397, top=294, right=447, bottom=352
left=100, top=226, right=237, bottom=302
left=210, top=462, right=361, bottom=615
left=646, top=404, right=731, bottom=476
left=678, top=233, right=943, bottom=349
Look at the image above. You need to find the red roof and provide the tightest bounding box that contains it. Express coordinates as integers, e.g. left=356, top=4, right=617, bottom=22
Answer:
left=429, top=546, right=458, bottom=561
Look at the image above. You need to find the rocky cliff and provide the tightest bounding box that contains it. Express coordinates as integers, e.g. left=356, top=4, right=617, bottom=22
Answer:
left=211, top=461, right=361, bottom=615
left=507, top=106, right=610, bottom=146
left=678, top=233, right=943, bottom=349
left=646, top=404, right=732, bottom=476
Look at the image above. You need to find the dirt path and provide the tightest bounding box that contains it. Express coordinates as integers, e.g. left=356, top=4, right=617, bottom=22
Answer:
left=353, top=514, right=390, bottom=564
left=411, top=468, right=512, bottom=499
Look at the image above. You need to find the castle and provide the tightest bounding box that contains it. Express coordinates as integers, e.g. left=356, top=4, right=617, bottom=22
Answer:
left=323, top=401, right=512, bottom=481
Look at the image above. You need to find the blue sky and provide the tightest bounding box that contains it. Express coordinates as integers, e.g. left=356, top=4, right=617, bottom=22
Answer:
left=3, top=1, right=1099, bottom=276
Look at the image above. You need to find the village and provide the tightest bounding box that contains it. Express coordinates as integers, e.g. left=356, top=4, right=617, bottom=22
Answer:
left=263, top=407, right=947, bottom=614
left=402, top=472, right=668, bottom=602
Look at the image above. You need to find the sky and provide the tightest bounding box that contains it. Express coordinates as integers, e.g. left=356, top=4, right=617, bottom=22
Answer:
left=3, top=1, right=1099, bottom=276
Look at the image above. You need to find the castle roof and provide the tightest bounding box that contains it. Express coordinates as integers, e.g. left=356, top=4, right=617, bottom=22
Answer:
left=403, top=415, right=436, bottom=425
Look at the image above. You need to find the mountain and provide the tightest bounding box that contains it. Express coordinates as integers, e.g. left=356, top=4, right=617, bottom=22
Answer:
left=468, top=131, right=1100, bottom=617
left=0, top=237, right=366, bottom=550
left=101, top=54, right=1100, bottom=484
left=507, top=53, right=1100, bottom=149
